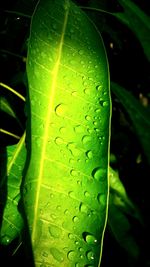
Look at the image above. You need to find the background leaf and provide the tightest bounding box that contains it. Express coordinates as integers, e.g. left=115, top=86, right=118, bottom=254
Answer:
left=111, top=81, right=150, bottom=165
left=24, top=0, right=111, bottom=266
left=115, top=0, right=150, bottom=62
left=0, top=133, right=26, bottom=245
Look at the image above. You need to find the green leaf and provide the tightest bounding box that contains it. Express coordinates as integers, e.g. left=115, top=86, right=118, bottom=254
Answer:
left=108, top=167, right=143, bottom=262
left=109, top=166, right=143, bottom=225
left=115, top=0, right=150, bottom=61
left=0, top=132, right=26, bottom=245
left=24, top=0, right=111, bottom=266
left=111, top=82, right=150, bottom=165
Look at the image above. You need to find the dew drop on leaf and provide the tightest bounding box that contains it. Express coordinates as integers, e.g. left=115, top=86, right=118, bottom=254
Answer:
left=86, top=250, right=95, bottom=261
left=82, top=232, right=97, bottom=245
left=55, top=137, right=64, bottom=145
left=71, top=90, right=77, bottom=96
left=96, top=85, right=102, bottom=91
left=67, top=250, right=75, bottom=261
left=55, top=103, right=66, bottom=116
left=1, top=235, right=11, bottom=245
left=78, top=49, right=84, bottom=55
left=92, top=167, right=106, bottom=181
left=79, top=202, right=88, bottom=213
left=72, top=216, right=79, bottom=223
left=86, top=150, right=93, bottom=159
left=50, top=247, right=64, bottom=262
left=82, top=135, right=91, bottom=145
left=84, top=191, right=90, bottom=197
left=97, top=193, right=106, bottom=206
left=103, top=101, right=109, bottom=107
left=84, top=88, right=90, bottom=95
left=68, top=191, right=75, bottom=198
left=85, top=115, right=91, bottom=121
left=49, top=225, right=62, bottom=238
left=59, top=127, right=66, bottom=134
left=74, top=125, right=84, bottom=133
left=70, top=169, right=78, bottom=176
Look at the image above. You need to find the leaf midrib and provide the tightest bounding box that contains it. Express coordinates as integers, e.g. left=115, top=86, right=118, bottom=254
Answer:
left=31, top=6, right=70, bottom=243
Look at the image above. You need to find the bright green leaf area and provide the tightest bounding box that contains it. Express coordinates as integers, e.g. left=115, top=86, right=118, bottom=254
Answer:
left=0, top=133, right=26, bottom=245
left=24, top=0, right=111, bottom=266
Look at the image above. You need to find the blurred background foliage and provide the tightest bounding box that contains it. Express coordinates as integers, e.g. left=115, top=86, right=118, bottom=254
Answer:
left=0, top=0, right=150, bottom=266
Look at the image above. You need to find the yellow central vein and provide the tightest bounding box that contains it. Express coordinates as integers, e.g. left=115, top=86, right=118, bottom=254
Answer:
left=31, top=8, right=69, bottom=243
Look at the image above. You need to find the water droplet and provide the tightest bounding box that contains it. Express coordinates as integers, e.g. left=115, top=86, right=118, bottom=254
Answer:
left=95, top=108, right=100, bottom=113
left=67, top=142, right=80, bottom=157
left=82, top=135, right=91, bottom=145
left=74, top=125, right=84, bottom=133
left=71, top=90, right=77, bottom=96
left=70, top=169, right=78, bottom=176
left=50, top=213, right=57, bottom=220
left=92, top=167, right=106, bottom=181
left=82, top=232, right=97, bottom=245
left=50, top=247, right=64, bottom=262
left=86, top=150, right=93, bottom=159
left=94, top=120, right=98, bottom=126
left=103, top=101, right=109, bottom=107
left=67, top=250, right=75, bottom=261
left=50, top=193, right=54, bottom=198
left=85, top=115, right=91, bottom=121
left=59, top=127, right=66, bottom=134
left=64, top=209, right=69, bottom=215
left=86, top=250, right=95, bottom=261
left=56, top=205, right=61, bottom=210
left=97, top=193, right=106, bottom=206
left=68, top=233, right=75, bottom=240
left=49, top=225, right=62, bottom=238
left=1, top=235, right=11, bottom=245
left=55, top=137, right=64, bottom=145
left=96, top=85, right=102, bottom=91
left=78, top=247, right=84, bottom=252
left=79, top=202, right=88, bottom=213
left=72, top=216, right=79, bottom=223
left=79, top=49, right=84, bottom=55
left=55, top=103, right=66, bottom=116
left=77, top=180, right=82, bottom=186
left=84, top=88, right=90, bottom=95
left=84, top=191, right=90, bottom=197
left=68, top=191, right=75, bottom=198
left=75, top=263, right=79, bottom=267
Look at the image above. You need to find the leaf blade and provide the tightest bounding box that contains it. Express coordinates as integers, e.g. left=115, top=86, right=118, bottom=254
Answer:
left=24, top=0, right=111, bottom=266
